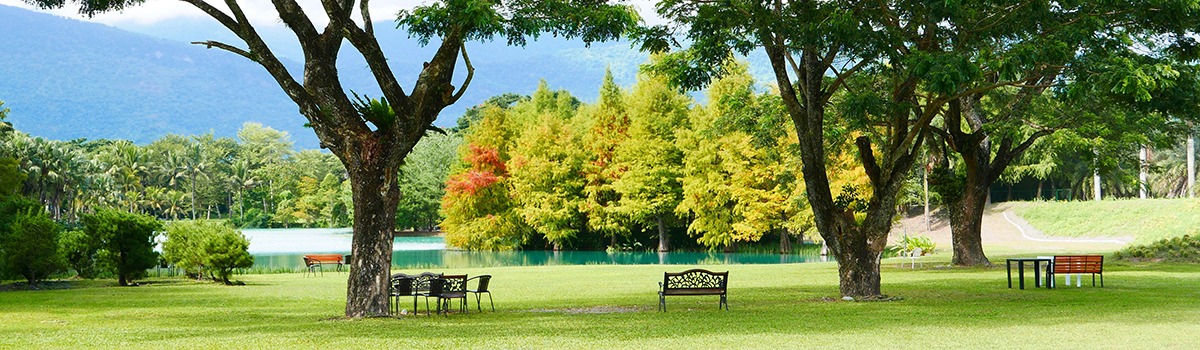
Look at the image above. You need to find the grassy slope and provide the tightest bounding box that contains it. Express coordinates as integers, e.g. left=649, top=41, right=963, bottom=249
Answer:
left=4, top=260, right=1200, bottom=349
left=1012, top=198, right=1200, bottom=244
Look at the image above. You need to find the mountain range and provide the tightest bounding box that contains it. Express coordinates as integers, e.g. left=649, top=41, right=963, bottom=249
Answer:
left=0, top=5, right=661, bottom=149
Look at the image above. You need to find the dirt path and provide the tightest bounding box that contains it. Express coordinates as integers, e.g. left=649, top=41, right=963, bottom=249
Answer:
left=889, top=202, right=1131, bottom=254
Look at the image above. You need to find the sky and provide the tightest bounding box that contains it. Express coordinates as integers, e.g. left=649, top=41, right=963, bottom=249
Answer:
left=0, top=0, right=666, bottom=30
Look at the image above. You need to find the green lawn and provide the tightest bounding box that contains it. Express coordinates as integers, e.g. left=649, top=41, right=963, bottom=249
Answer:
left=4, top=257, right=1200, bottom=349
left=1013, top=199, right=1200, bottom=244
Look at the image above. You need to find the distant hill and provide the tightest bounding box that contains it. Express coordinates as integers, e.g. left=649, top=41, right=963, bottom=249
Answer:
left=1, top=5, right=771, bottom=149
left=0, top=5, right=643, bottom=148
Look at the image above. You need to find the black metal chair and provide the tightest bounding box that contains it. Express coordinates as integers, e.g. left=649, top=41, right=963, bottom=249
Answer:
left=411, top=272, right=442, bottom=314
left=389, top=274, right=415, bottom=315
left=432, top=274, right=468, bottom=315
left=466, top=275, right=493, bottom=312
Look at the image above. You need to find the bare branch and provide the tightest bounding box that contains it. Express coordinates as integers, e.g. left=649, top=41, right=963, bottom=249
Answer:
left=448, top=46, right=475, bottom=105
left=360, top=0, right=373, bottom=37
left=822, top=58, right=871, bottom=106
left=856, top=136, right=881, bottom=187
left=191, top=40, right=253, bottom=60
left=179, top=0, right=238, bottom=31
left=271, top=0, right=320, bottom=47
left=342, top=21, right=410, bottom=112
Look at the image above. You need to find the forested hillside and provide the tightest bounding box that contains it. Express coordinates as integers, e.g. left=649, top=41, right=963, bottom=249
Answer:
left=0, top=5, right=709, bottom=149
left=0, top=5, right=309, bottom=146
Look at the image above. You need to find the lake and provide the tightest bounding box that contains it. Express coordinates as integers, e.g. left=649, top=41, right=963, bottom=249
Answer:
left=244, top=228, right=829, bottom=270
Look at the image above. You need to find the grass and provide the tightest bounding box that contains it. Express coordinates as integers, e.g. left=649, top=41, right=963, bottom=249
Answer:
left=1012, top=198, right=1200, bottom=244
left=4, top=256, right=1200, bottom=349
left=6, top=199, right=1200, bottom=348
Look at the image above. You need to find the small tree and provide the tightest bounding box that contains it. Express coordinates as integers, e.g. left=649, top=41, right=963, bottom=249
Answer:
left=163, top=220, right=253, bottom=284
left=83, top=208, right=162, bottom=286
left=162, top=221, right=215, bottom=279
left=1, top=213, right=65, bottom=287
left=203, top=228, right=253, bottom=285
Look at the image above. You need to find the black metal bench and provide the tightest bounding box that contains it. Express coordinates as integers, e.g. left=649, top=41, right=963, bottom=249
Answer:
left=658, top=269, right=728, bottom=311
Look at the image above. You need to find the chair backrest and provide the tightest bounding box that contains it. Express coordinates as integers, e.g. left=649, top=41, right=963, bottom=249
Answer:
left=911, top=248, right=923, bottom=258
left=391, top=277, right=415, bottom=296
left=442, top=274, right=468, bottom=293
left=427, top=278, right=446, bottom=296
left=474, top=275, right=492, bottom=292
left=413, top=272, right=442, bottom=292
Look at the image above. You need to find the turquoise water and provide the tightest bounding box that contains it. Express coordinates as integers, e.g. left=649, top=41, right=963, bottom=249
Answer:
left=244, top=228, right=829, bottom=270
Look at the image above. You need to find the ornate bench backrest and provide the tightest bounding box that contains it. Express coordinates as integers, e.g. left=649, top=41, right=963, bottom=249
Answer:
left=664, top=269, right=728, bottom=289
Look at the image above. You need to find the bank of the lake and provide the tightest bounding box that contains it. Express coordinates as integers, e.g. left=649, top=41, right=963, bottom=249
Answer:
left=242, top=228, right=828, bottom=271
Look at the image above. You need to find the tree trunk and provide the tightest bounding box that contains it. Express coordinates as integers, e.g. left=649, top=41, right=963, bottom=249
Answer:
left=779, top=227, right=791, bottom=254
left=343, top=157, right=400, bottom=318
left=190, top=173, right=197, bottom=220
left=827, top=217, right=887, bottom=297
left=1188, top=131, right=1195, bottom=198
left=1139, top=146, right=1148, bottom=199
left=949, top=180, right=991, bottom=266
left=655, top=215, right=669, bottom=252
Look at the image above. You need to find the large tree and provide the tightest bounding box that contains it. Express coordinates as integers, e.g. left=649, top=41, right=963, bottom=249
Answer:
left=924, top=1, right=1200, bottom=266
left=32, top=0, right=637, bottom=317
left=640, top=0, right=1120, bottom=297
left=611, top=65, right=690, bottom=252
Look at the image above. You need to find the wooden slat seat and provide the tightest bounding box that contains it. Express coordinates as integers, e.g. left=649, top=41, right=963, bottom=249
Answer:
left=1051, top=255, right=1104, bottom=287
left=303, top=254, right=345, bottom=276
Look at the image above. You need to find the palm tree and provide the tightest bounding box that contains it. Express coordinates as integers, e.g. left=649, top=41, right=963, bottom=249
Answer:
left=181, top=143, right=211, bottom=219
left=162, top=190, right=188, bottom=220
left=228, top=160, right=258, bottom=224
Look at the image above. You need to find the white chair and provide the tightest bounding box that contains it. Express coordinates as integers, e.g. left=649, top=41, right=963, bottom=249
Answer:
left=908, top=248, right=923, bottom=268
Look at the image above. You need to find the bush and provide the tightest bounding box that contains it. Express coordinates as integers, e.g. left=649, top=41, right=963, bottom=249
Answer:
left=162, top=220, right=253, bottom=285
left=83, top=208, right=162, bottom=286
left=59, top=229, right=102, bottom=278
left=888, top=234, right=936, bottom=257
left=1115, top=234, right=1200, bottom=263
left=0, top=194, right=46, bottom=282
left=0, top=213, right=65, bottom=287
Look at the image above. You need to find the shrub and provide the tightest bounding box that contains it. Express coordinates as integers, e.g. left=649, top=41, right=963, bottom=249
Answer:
left=59, top=229, right=102, bottom=278
left=0, top=213, right=65, bottom=287
left=1114, top=234, right=1200, bottom=263
left=889, top=234, right=936, bottom=257
left=0, top=194, right=46, bottom=282
left=83, top=208, right=162, bottom=286
left=162, top=220, right=253, bottom=285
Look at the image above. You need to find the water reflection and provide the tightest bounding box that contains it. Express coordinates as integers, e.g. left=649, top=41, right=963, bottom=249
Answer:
left=244, top=229, right=828, bottom=270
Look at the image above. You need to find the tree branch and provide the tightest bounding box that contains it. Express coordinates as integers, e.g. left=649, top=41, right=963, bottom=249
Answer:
left=360, top=0, right=373, bottom=37
left=447, top=46, right=475, bottom=105
left=342, top=20, right=410, bottom=114
left=190, top=40, right=253, bottom=60
left=857, top=136, right=881, bottom=187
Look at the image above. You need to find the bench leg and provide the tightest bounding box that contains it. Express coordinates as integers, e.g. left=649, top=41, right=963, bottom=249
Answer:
left=720, top=295, right=728, bottom=311
left=659, top=293, right=665, bottom=312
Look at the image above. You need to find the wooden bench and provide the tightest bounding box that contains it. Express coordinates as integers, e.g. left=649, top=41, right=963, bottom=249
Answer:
left=303, top=254, right=345, bottom=276
left=658, top=269, right=728, bottom=311
left=1052, top=255, right=1104, bottom=287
